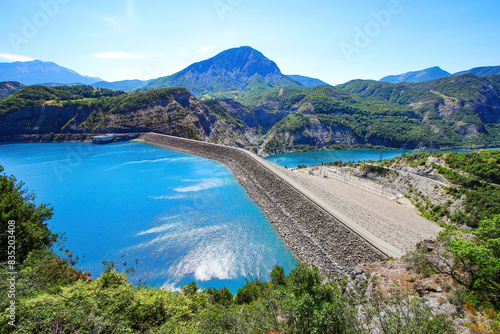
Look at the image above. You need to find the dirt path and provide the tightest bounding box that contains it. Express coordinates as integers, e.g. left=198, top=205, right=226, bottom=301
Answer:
left=281, top=167, right=441, bottom=253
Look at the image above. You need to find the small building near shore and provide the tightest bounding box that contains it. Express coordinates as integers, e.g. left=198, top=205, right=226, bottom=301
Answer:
left=92, top=135, right=116, bottom=144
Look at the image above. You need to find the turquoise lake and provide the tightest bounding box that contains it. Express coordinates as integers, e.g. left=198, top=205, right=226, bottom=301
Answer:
left=0, top=142, right=296, bottom=293
left=264, top=147, right=478, bottom=168
left=264, top=148, right=409, bottom=168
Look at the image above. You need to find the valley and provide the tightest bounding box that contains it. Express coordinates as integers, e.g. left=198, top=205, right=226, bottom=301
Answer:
left=2, top=45, right=500, bottom=332
left=2, top=47, right=500, bottom=157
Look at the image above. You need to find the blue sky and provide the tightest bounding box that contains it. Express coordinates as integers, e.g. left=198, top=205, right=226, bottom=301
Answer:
left=0, top=0, right=499, bottom=85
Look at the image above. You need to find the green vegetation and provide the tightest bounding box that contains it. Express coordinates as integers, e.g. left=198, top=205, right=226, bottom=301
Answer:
left=256, top=85, right=471, bottom=153
left=3, top=73, right=500, bottom=156
left=0, top=84, right=190, bottom=118
left=360, top=163, right=391, bottom=176
left=0, top=85, right=204, bottom=137
left=444, top=150, right=500, bottom=185
left=65, top=87, right=188, bottom=114
left=0, top=82, right=24, bottom=101
left=274, top=112, right=311, bottom=133
left=390, top=150, right=500, bottom=228
left=0, top=85, right=124, bottom=115
left=438, top=150, right=500, bottom=227
left=0, top=165, right=55, bottom=264
left=336, top=74, right=500, bottom=149
left=395, top=151, right=500, bottom=327
left=407, top=215, right=500, bottom=313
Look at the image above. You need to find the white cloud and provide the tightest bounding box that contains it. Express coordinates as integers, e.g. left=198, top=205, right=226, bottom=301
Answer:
left=0, top=53, right=35, bottom=62
left=92, top=51, right=146, bottom=59
left=177, top=51, right=189, bottom=57
left=197, top=46, right=217, bottom=53
left=103, top=17, right=119, bottom=26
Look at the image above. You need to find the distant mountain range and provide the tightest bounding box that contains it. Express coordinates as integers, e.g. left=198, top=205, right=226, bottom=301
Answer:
left=380, top=66, right=451, bottom=84
left=0, top=46, right=326, bottom=93
left=454, top=66, right=500, bottom=77
left=286, top=75, right=330, bottom=87
left=0, top=60, right=102, bottom=85
left=3, top=72, right=500, bottom=153
left=2, top=47, right=498, bottom=92
left=380, top=66, right=500, bottom=84
left=92, top=79, right=153, bottom=92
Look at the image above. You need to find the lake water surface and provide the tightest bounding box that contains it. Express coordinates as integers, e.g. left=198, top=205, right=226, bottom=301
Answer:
left=265, top=148, right=409, bottom=168
left=0, top=142, right=296, bottom=293
left=264, top=147, right=476, bottom=168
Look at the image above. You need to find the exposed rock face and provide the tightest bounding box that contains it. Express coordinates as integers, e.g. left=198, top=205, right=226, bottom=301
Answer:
left=0, top=91, right=260, bottom=148
left=4, top=73, right=500, bottom=153
left=476, top=86, right=500, bottom=123
left=0, top=105, right=92, bottom=136
left=266, top=121, right=360, bottom=150
left=219, top=98, right=288, bottom=132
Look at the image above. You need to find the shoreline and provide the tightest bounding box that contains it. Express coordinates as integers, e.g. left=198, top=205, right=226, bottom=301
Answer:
left=140, top=132, right=386, bottom=274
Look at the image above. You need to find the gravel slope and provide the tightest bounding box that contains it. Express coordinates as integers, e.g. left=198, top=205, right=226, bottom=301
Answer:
left=282, top=168, right=442, bottom=253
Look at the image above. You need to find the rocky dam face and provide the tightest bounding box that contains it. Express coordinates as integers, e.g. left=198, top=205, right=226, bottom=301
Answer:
left=141, top=132, right=385, bottom=274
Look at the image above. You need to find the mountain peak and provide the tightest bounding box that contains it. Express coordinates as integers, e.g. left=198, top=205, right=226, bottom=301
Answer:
left=380, top=66, right=451, bottom=84
left=143, top=46, right=298, bottom=95
left=184, top=46, right=283, bottom=82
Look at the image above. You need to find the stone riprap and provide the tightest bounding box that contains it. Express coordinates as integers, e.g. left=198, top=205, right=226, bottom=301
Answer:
left=141, top=132, right=385, bottom=274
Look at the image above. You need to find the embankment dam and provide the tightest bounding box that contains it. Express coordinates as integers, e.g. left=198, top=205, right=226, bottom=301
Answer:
left=141, top=132, right=396, bottom=274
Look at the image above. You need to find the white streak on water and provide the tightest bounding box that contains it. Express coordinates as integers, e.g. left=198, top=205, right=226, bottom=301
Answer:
left=136, top=222, right=180, bottom=236
left=103, top=156, right=199, bottom=171
left=173, top=178, right=229, bottom=192
left=149, top=194, right=186, bottom=200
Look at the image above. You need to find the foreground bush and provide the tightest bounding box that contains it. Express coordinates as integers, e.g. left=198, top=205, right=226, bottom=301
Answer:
left=407, top=215, right=500, bottom=309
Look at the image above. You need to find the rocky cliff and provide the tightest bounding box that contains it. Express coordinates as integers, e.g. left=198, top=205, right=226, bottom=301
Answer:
left=0, top=87, right=260, bottom=148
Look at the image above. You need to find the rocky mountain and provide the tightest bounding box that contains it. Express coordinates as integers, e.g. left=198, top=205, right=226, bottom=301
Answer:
left=0, top=81, right=25, bottom=101
left=2, top=72, right=500, bottom=156
left=142, top=46, right=302, bottom=96
left=0, top=60, right=102, bottom=85
left=286, top=75, right=330, bottom=87
left=92, top=79, right=152, bottom=92
left=253, top=75, right=500, bottom=154
left=380, top=66, right=451, bottom=84
left=380, top=65, right=500, bottom=84
left=0, top=85, right=259, bottom=148
left=453, top=65, right=500, bottom=77
left=337, top=73, right=500, bottom=144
